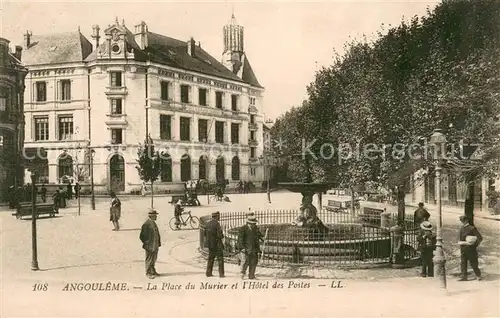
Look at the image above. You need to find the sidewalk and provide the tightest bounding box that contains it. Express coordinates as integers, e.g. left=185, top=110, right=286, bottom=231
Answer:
left=406, top=202, right=500, bottom=221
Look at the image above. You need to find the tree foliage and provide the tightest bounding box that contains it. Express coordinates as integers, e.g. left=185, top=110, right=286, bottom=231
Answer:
left=271, top=0, right=500, bottom=193
left=135, top=141, right=161, bottom=185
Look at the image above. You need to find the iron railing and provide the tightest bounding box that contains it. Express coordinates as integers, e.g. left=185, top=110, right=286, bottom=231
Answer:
left=199, top=209, right=419, bottom=267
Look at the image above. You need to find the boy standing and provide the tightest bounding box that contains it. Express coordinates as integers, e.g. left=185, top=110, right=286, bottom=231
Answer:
left=418, top=221, right=436, bottom=277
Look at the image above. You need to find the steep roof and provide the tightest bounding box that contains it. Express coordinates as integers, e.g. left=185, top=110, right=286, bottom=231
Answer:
left=23, top=31, right=93, bottom=66
left=23, top=24, right=263, bottom=88
left=241, top=54, right=262, bottom=88
left=145, top=32, right=245, bottom=84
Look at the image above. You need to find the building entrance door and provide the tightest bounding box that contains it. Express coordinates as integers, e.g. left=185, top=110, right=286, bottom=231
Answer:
left=109, top=154, right=125, bottom=192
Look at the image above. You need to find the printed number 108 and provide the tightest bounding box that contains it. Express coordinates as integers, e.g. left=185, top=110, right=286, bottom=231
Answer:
left=33, top=283, right=48, bottom=291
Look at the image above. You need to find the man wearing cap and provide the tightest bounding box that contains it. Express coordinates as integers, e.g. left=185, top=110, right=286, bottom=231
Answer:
left=418, top=221, right=436, bottom=277
left=140, top=209, right=161, bottom=279
left=458, top=215, right=483, bottom=281
left=205, top=211, right=225, bottom=277
left=238, top=214, right=264, bottom=279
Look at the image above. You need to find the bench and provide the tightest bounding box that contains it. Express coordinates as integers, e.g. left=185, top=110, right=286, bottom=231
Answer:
left=13, top=203, right=58, bottom=219
left=325, top=200, right=345, bottom=213
left=358, top=207, right=385, bottom=226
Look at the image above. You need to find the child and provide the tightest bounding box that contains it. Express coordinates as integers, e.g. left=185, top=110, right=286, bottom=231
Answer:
left=418, top=221, right=436, bottom=277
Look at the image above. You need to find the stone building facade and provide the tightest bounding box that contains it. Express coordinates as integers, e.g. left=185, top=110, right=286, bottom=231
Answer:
left=21, top=15, right=265, bottom=193
left=0, top=37, right=27, bottom=201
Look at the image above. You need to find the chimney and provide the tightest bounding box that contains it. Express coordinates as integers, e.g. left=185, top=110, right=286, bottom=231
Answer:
left=187, top=37, right=196, bottom=57
left=91, top=25, right=101, bottom=48
left=134, top=21, right=148, bottom=50
left=14, top=45, right=22, bottom=61
left=23, top=31, right=32, bottom=49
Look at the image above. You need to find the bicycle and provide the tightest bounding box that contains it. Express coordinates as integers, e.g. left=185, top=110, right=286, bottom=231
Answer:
left=169, top=210, right=200, bottom=230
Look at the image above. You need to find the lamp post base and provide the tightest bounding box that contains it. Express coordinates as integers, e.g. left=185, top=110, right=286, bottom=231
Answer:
left=433, top=252, right=447, bottom=289
left=31, top=261, right=39, bottom=271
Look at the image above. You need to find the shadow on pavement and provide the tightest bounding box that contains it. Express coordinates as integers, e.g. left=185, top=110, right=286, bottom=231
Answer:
left=18, top=215, right=63, bottom=221
left=155, top=271, right=205, bottom=277
left=39, top=261, right=139, bottom=271
left=450, top=271, right=500, bottom=280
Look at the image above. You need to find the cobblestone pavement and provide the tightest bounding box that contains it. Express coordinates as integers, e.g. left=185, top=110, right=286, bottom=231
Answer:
left=1, top=192, right=499, bottom=317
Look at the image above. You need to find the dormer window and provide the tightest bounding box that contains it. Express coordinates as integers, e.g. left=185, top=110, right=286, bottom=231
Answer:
left=110, top=71, right=122, bottom=87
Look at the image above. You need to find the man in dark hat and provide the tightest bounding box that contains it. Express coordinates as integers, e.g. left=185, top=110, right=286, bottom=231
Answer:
left=458, top=215, right=483, bottom=281
left=413, top=202, right=430, bottom=226
left=238, top=214, right=264, bottom=280
left=140, top=208, right=161, bottom=279
left=205, top=211, right=225, bottom=278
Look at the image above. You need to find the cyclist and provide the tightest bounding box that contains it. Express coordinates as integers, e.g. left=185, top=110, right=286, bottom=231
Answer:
left=174, top=200, right=184, bottom=229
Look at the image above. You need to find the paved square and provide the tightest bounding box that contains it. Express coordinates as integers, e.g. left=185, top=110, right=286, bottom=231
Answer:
left=1, top=192, right=499, bottom=317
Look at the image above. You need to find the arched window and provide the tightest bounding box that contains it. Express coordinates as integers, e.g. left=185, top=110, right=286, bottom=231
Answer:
left=58, top=154, right=73, bottom=180
left=180, top=154, right=191, bottom=182
left=198, top=156, right=207, bottom=180
left=160, top=152, right=172, bottom=182
left=231, top=156, right=240, bottom=180
left=216, top=156, right=225, bottom=182
left=109, top=154, right=125, bottom=192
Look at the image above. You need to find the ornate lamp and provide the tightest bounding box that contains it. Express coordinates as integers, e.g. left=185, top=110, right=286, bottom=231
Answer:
left=429, top=128, right=447, bottom=289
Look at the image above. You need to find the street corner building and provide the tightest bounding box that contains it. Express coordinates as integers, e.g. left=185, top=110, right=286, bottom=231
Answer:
left=20, top=15, right=266, bottom=194
left=0, top=37, right=28, bottom=202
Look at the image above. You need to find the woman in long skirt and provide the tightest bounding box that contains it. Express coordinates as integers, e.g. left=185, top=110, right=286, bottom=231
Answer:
left=109, top=191, right=121, bottom=231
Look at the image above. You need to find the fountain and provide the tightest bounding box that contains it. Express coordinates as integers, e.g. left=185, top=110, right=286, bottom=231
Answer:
left=198, top=153, right=419, bottom=266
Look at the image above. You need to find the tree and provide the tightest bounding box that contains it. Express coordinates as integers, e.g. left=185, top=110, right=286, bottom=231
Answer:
left=72, top=146, right=90, bottom=216
left=136, top=137, right=161, bottom=208
left=272, top=0, right=500, bottom=223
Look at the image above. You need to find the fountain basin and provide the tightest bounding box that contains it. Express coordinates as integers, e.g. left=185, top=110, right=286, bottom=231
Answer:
left=222, top=223, right=392, bottom=262
left=198, top=210, right=419, bottom=267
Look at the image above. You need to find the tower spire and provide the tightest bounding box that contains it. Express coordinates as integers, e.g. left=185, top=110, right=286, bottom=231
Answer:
left=222, top=12, right=244, bottom=76
left=223, top=12, right=244, bottom=54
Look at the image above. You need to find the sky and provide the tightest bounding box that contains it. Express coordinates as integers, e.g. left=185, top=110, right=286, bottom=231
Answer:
left=0, top=0, right=440, bottom=121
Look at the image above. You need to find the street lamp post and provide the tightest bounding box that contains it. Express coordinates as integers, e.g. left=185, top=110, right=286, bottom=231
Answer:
left=259, top=154, right=271, bottom=203
left=30, top=171, right=39, bottom=271
left=265, top=154, right=271, bottom=203
left=90, top=148, right=96, bottom=210
left=430, top=128, right=447, bottom=289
